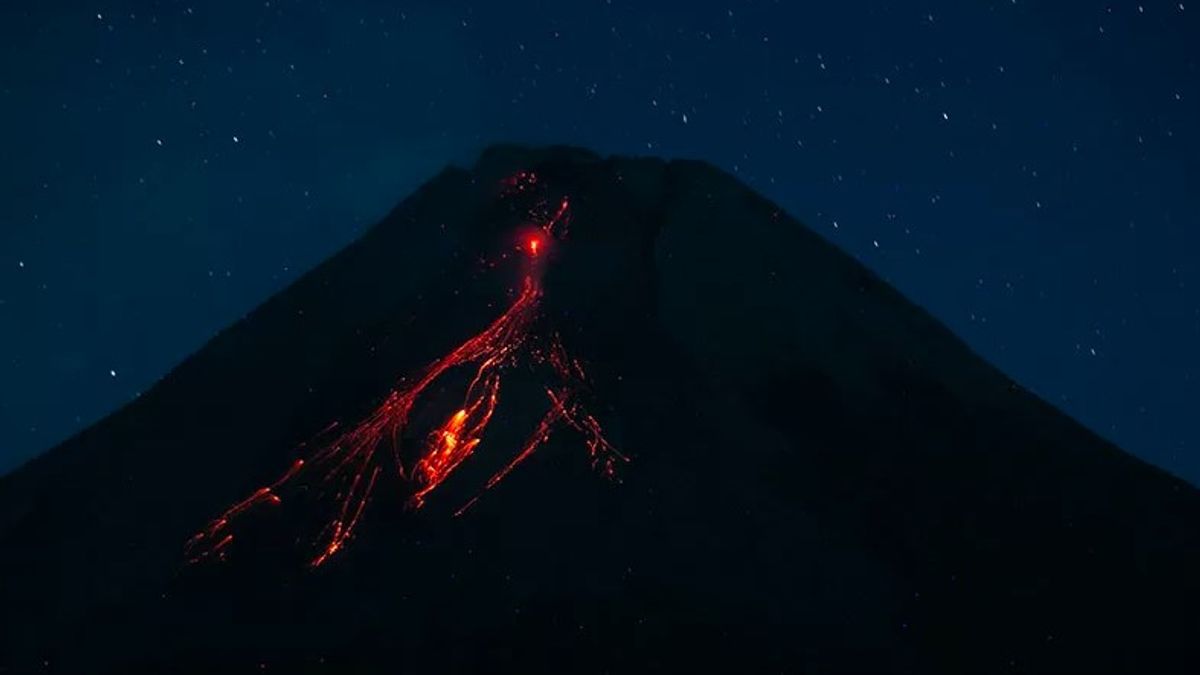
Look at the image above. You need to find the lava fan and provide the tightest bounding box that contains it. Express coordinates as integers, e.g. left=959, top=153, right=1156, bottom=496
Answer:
left=185, top=171, right=626, bottom=567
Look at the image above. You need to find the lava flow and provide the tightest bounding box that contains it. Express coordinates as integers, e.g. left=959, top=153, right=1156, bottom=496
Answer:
left=186, top=172, right=626, bottom=567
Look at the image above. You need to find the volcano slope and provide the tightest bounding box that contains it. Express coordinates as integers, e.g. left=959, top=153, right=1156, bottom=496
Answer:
left=1, top=145, right=1197, bottom=674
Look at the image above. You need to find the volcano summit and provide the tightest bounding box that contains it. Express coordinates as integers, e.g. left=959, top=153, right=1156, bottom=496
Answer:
left=1, top=145, right=1197, bottom=674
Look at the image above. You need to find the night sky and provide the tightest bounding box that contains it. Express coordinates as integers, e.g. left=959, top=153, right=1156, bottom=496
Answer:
left=1, top=1, right=1196, bottom=484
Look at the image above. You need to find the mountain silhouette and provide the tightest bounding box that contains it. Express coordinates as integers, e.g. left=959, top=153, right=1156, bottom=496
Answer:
left=1, top=145, right=1197, bottom=674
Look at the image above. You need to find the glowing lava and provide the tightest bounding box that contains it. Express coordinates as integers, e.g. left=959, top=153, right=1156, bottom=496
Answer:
left=187, top=173, right=626, bottom=567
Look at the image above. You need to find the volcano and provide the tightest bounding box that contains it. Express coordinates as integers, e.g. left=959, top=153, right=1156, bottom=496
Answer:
left=1, top=145, right=1197, bottom=674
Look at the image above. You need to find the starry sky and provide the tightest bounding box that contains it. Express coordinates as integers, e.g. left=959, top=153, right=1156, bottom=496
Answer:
left=1, top=0, right=1197, bottom=483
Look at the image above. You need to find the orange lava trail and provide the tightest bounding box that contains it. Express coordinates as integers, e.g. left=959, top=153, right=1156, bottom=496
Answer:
left=186, top=172, right=625, bottom=568
left=454, top=388, right=572, bottom=517
left=186, top=458, right=305, bottom=563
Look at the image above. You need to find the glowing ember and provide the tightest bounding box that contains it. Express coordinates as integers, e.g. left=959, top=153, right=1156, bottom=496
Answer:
left=186, top=173, right=626, bottom=567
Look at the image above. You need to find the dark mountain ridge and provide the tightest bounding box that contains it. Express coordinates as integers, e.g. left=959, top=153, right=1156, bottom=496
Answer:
left=1, top=145, right=1197, bottom=673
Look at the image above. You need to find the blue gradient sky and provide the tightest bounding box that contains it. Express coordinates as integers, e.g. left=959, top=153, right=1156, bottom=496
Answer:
left=1, top=0, right=1197, bottom=482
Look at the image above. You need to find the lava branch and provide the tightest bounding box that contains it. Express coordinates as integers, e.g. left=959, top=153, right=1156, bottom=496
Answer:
left=186, top=175, right=624, bottom=568
left=185, top=457, right=306, bottom=564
